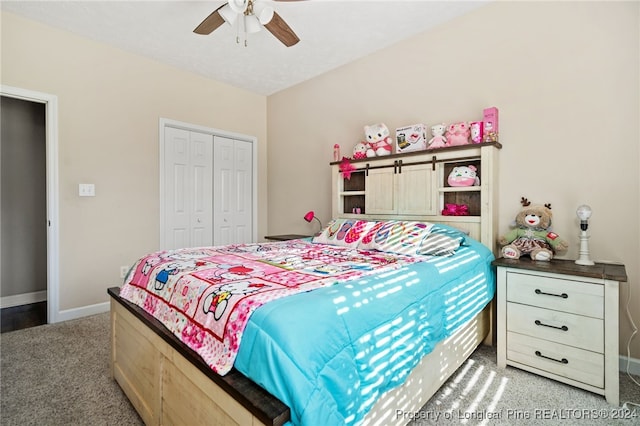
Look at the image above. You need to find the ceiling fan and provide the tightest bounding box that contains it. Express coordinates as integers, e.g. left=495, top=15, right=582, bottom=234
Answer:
left=194, top=0, right=303, bottom=47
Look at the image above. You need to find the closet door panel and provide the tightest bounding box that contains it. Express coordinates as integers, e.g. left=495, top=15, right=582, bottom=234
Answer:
left=190, top=131, right=213, bottom=247
left=163, top=127, right=212, bottom=249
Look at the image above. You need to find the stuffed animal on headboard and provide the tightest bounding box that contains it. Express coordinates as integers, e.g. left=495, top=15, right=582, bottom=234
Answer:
left=447, top=165, right=480, bottom=187
left=445, top=122, right=470, bottom=146
left=352, top=142, right=368, bottom=159
left=427, top=123, right=448, bottom=149
left=499, top=197, right=569, bottom=261
left=363, top=123, right=392, bottom=157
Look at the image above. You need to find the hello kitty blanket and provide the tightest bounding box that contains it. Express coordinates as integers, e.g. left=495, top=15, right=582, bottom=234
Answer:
left=119, top=239, right=419, bottom=375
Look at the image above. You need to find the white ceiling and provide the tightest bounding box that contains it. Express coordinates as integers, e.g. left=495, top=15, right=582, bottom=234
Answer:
left=1, top=0, right=490, bottom=96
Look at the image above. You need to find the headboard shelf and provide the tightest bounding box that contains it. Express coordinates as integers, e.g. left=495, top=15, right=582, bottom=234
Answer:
left=331, top=143, right=500, bottom=253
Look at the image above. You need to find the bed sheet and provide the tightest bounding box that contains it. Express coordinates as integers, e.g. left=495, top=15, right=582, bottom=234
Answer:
left=234, top=236, right=495, bottom=425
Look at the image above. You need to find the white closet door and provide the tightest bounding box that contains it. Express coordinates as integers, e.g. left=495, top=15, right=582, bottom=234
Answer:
left=213, top=136, right=253, bottom=245
left=189, top=131, right=213, bottom=247
left=164, top=127, right=213, bottom=249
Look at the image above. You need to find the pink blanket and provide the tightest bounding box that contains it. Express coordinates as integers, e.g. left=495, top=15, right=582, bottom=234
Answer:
left=120, top=239, right=418, bottom=375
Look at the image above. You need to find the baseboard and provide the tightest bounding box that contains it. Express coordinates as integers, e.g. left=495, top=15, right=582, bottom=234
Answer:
left=619, top=355, right=640, bottom=376
left=56, top=301, right=110, bottom=322
left=0, top=290, right=47, bottom=308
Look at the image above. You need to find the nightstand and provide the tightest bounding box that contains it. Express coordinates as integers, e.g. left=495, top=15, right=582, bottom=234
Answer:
left=492, top=257, right=627, bottom=406
left=264, top=234, right=311, bottom=241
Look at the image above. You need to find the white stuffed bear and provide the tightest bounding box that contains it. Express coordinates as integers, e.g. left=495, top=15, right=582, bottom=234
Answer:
left=447, top=165, right=480, bottom=187
left=363, top=123, right=392, bottom=157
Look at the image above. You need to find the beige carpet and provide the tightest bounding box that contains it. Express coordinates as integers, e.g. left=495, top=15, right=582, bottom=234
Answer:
left=1, top=312, right=142, bottom=426
left=1, top=312, right=639, bottom=425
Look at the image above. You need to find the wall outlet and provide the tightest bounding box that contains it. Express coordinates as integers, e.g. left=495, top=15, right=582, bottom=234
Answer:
left=120, top=266, right=130, bottom=279
left=79, top=183, right=96, bottom=197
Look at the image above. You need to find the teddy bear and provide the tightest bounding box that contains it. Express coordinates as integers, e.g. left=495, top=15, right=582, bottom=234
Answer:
left=363, top=123, right=392, bottom=157
left=445, top=122, right=471, bottom=146
left=499, top=197, right=569, bottom=261
left=427, top=123, right=448, bottom=149
left=447, top=165, right=480, bottom=187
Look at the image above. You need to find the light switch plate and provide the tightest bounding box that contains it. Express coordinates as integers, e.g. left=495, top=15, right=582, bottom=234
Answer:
left=79, top=183, right=95, bottom=197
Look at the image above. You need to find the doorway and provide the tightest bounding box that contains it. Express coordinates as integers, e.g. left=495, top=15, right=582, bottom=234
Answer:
left=0, top=85, right=60, bottom=325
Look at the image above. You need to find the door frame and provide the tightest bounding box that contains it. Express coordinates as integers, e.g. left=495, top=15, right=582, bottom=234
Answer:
left=159, top=118, right=258, bottom=249
left=1, top=85, right=60, bottom=324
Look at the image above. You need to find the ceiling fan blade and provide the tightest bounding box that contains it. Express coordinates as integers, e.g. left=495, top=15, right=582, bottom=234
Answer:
left=193, top=4, right=226, bottom=35
left=263, top=11, right=299, bottom=47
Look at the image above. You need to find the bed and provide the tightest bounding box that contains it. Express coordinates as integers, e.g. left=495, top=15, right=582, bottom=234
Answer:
left=109, top=217, right=496, bottom=426
left=110, top=132, right=501, bottom=426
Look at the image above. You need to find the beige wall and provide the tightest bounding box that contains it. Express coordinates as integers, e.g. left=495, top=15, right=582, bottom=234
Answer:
left=267, top=1, right=640, bottom=358
left=1, top=11, right=268, bottom=311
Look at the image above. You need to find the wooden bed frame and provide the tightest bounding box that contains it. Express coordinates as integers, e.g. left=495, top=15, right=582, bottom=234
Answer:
left=109, top=287, right=490, bottom=426
left=109, top=143, right=501, bottom=425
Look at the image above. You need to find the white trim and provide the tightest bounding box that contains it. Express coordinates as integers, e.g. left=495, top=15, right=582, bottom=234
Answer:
left=56, top=301, right=110, bottom=322
left=1, top=85, right=60, bottom=323
left=159, top=118, right=258, bottom=249
left=0, top=291, right=47, bottom=309
left=619, top=355, right=640, bottom=376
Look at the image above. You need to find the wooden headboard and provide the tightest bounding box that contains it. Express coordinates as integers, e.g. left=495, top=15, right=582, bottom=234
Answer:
left=331, top=142, right=501, bottom=254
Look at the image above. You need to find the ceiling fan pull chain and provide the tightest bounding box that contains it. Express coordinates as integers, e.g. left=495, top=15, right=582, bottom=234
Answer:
left=243, top=15, right=249, bottom=47
left=236, top=17, right=241, bottom=45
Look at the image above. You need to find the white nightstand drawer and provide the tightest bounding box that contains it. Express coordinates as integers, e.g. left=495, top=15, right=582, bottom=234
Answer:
left=506, top=272, right=603, bottom=318
left=506, top=303, right=603, bottom=352
left=507, top=332, right=604, bottom=388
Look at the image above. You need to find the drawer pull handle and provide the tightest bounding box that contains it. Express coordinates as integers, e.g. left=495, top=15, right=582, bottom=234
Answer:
left=535, top=320, right=568, bottom=331
left=535, top=350, right=568, bottom=364
left=535, top=289, right=568, bottom=298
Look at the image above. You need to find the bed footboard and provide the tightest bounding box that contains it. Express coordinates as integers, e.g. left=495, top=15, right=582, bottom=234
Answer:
left=109, top=288, right=290, bottom=426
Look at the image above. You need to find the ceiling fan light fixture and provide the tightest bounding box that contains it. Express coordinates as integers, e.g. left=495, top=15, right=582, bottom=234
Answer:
left=244, top=14, right=262, bottom=34
left=228, top=0, right=249, bottom=14
left=194, top=0, right=301, bottom=47
left=219, top=4, right=237, bottom=25
left=258, top=6, right=275, bottom=25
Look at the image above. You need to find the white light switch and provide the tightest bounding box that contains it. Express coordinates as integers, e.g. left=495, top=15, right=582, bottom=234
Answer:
left=79, top=183, right=95, bottom=197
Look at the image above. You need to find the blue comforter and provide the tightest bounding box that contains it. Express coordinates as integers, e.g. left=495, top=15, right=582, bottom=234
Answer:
left=234, top=236, right=495, bottom=425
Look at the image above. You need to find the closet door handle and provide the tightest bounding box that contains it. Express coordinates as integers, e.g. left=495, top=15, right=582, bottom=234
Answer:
left=397, top=159, right=403, bottom=174
left=393, top=160, right=398, bottom=174
left=535, top=289, right=568, bottom=298
left=535, top=320, right=568, bottom=331
left=535, top=350, right=568, bottom=364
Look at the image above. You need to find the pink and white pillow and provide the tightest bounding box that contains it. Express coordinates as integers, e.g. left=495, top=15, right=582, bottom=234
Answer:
left=312, top=219, right=376, bottom=248
left=358, top=220, right=434, bottom=255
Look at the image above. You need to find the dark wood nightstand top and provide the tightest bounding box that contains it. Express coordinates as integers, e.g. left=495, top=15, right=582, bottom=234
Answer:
left=264, top=234, right=311, bottom=241
left=491, top=257, right=627, bottom=282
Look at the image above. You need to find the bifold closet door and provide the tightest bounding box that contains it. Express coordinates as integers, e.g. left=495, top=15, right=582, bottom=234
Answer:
left=213, top=136, right=253, bottom=246
left=163, top=127, right=213, bottom=249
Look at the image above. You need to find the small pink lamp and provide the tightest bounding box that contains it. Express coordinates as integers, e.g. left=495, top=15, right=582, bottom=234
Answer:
left=303, top=211, right=323, bottom=231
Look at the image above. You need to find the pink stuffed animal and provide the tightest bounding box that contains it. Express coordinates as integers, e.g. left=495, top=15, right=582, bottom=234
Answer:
left=427, top=123, right=448, bottom=149
left=446, top=122, right=471, bottom=146
left=352, top=142, right=368, bottom=159
left=364, top=123, right=393, bottom=157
